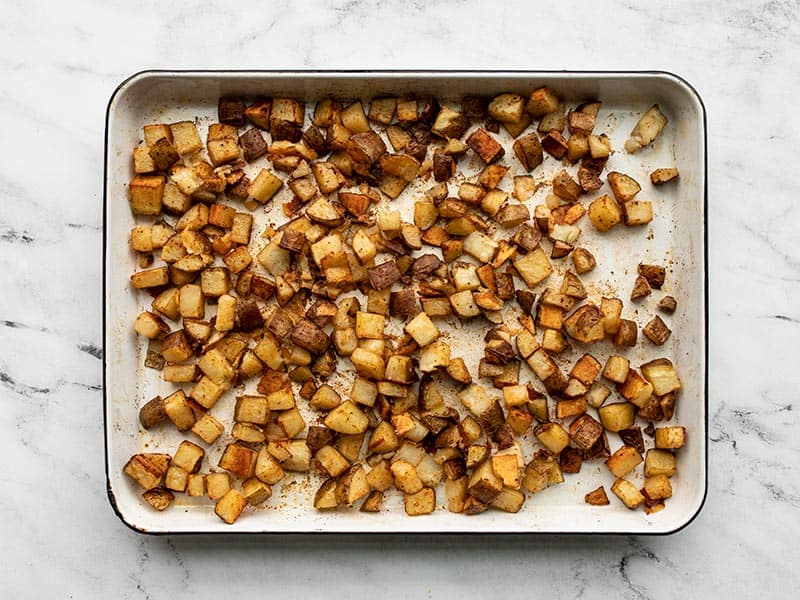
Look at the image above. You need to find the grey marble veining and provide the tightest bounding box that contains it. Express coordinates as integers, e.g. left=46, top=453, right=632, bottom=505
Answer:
left=1, top=0, right=799, bottom=597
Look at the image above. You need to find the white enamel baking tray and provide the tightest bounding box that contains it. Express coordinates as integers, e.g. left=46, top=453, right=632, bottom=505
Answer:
left=104, top=71, right=707, bottom=534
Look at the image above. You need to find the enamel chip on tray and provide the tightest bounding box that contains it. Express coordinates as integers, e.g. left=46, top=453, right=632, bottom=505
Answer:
left=123, top=87, right=687, bottom=524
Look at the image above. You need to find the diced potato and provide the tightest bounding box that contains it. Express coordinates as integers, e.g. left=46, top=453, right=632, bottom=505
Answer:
left=611, top=478, right=645, bottom=509
left=655, top=426, right=687, bottom=449
left=215, top=489, right=248, bottom=524
left=206, top=472, right=231, bottom=500
left=324, top=401, right=369, bottom=434
left=404, top=488, right=436, bottom=516
left=625, top=104, right=668, bottom=153
left=534, top=422, right=570, bottom=454
left=513, top=247, right=553, bottom=289
left=598, top=403, right=635, bottom=432
left=588, top=195, right=622, bottom=232
left=605, top=445, right=643, bottom=477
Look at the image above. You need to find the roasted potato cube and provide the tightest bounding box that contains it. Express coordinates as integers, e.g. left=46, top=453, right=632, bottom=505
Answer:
left=269, top=98, right=304, bottom=142
left=219, top=443, right=257, bottom=479
left=607, top=171, right=641, bottom=202
left=655, top=426, right=687, bottom=449
left=598, top=402, right=635, bottom=432
left=172, top=440, right=205, bottom=473
left=585, top=485, right=610, bottom=505
left=534, top=422, right=570, bottom=455
left=611, top=478, right=645, bottom=509
left=466, top=128, right=504, bottom=164
left=619, top=369, right=654, bottom=408
left=640, top=358, right=682, bottom=395
left=432, top=106, right=469, bottom=139
left=613, top=319, right=638, bottom=347
left=142, top=488, right=174, bottom=511
left=148, top=137, right=180, bottom=171
left=405, top=312, right=440, bottom=347
left=625, top=104, right=668, bottom=153
left=569, top=414, right=604, bottom=451
left=586, top=381, right=611, bottom=408
left=468, top=459, right=503, bottom=504
left=588, top=195, right=622, bottom=232
left=606, top=445, right=643, bottom=478
left=650, top=168, right=679, bottom=185
left=128, top=175, right=165, bottom=216
left=643, top=316, right=672, bottom=346
left=215, top=489, right=248, bottom=524
left=513, top=247, right=553, bottom=289
left=190, top=413, right=224, bottom=445
left=404, top=487, right=436, bottom=516
left=563, top=304, right=605, bottom=344
left=488, top=93, right=525, bottom=123
left=552, top=170, right=582, bottom=202
left=206, top=472, right=231, bottom=500
left=527, top=87, right=559, bottom=117
left=124, top=454, right=167, bottom=490
left=603, top=355, right=630, bottom=384
left=623, top=200, right=653, bottom=226
left=324, top=401, right=369, bottom=434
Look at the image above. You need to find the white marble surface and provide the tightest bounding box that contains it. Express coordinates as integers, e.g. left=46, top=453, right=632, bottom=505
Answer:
left=1, top=0, right=798, bottom=597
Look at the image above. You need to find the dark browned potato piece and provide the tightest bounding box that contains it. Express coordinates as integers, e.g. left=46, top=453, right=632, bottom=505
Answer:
left=552, top=170, right=582, bottom=202
left=412, top=254, right=442, bottom=278
left=541, top=131, right=568, bottom=158
left=578, top=167, right=602, bottom=193
left=560, top=447, right=583, bottom=473
left=618, top=426, right=645, bottom=454
left=638, top=263, right=666, bottom=289
left=347, top=131, right=386, bottom=165
left=584, top=486, right=610, bottom=505
left=278, top=229, right=306, bottom=253
left=239, top=128, right=268, bottom=162
left=368, top=260, right=401, bottom=290
left=302, top=125, right=328, bottom=154
left=461, top=96, right=488, bottom=118
left=642, top=315, right=671, bottom=346
left=568, top=111, right=595, bottom=134
left=270, top=98, right=305, bottom=142
left=143, top=488, right=175, bottom=511
left=433, top=152, right=455, bottom=182
left=466, top=128, right=505, bottom=164
left=569, top=414, right=604, bottom=450
left=390, top=289, right=419, bottom=319
left=139, top=396, right=167, bottom=429
left=148, top=138, right=181, bottom=172
left=513, top=133, right=543, bottom=171
left=515, top=290, right=536, bottom=314
left=219, top=96, right=246, bottom=127
left=306, top=426, right=335, bottom=453
left=613, top=319, right=638, bottom=347
left=630, top=275, right=652, bottom=300
left=236, top=300, right=264, bottom=332
left=657, top=295, right=678, bottom=313
left=291, top=319, right=330, bottom=354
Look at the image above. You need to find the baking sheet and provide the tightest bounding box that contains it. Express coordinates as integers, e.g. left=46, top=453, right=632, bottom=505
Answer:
left=104, top=71, right=707, bottom=534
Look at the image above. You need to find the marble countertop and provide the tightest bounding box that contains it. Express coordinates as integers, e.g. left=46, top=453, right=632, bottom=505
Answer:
left=1, top=0, right=798, bottom=597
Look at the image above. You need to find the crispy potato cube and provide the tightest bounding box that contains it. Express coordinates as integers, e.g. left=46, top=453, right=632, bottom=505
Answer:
left=640, top=358, right=682, bottom=396
left=611, top=478, right=645, bottom=509
left=585, top=485, right=610, bottom=505
left=404, top=488, right=435, bottom=516
left=570, top=353, right=601, bottom=385
left=563, top=304, right=605, bottom=344
left=613, top=319, right=638, bottom=347
left=355, top=311, right=386, bottom=340
left=534, top=422, right=570, bottom=454
left=513, top=247, right=553, bottom=289
left=607, top=171, right=641, bottom=202
left=164, top=465, right=189, bottom=492
left=606, top=445, right=643, bottom=477
left=405, top=312, right=439, bottom=347
left=588, top=195, right=622, bottom=232
left=191, top=413, right=224, bottom=445
left=625, top=104, right=668, bottom=153
left=234, top=395, right=270, bottom=425
left=650, top=168, right=679, bottom=185
left=488, top=93, right=525, bottom=123
left=189, top=376, right=224, bottom=409
left=603, top=355, right=630, bottom=383
left=133, top=145, right=156, bottom=174
left=128, top=175, right=165, bottom=216
left=569, top=414, right=604, bottom=451
left=186, top=473, right=206, bottom=497
left=134, top=311, right=169, bottom=339
left=527, top=87, right=559, bottom=117
left=200, top=267, right=231, bottom=298
left=600, top=297, right=622, bottom=335
left=215, top=489, right=248, bottom=524
left=350, top=348, right=385, bottom=380
left=324, top=401, right=369, bottom=434
left=255, top=447, right=285, bottom=484
left=623, top=200, right=653, bottom=226
left=391, top=460, right=424, bottom=495
left=466, top=128, right=504, bottom=164
left=468, top=459, right=503, bottom=504
left=586, top=381, right=611, bottom=408
left=598, top=402, right=635, bottom=432
left=492, top=454, right=521, bottom=489
left=170, top=121, right=203, bottom=155
left=249, top=169, right=283, bottom=203
left=178, top=284, right=204, bottom=319
left=645, top=449, right=676, bottom=477
left=655, top=426, right=687, bottom=449
left=619, top=369, right=654, bottom=408
left=124, top=454, right=166, bottom=490
left=644, top=474, right=673, bottom=500
left=240, top=477, right=271, bottom=506
left=172, top=441, right=204, bottom=473
left=219, top=443, right=257, bottom=479
left=643, top=316, right=672, bottom=346
left=206, top=472, right=231, bottom=500
left=142, top=488, right=174, bottom=511
left=163, top=390, right=195, bottom=431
